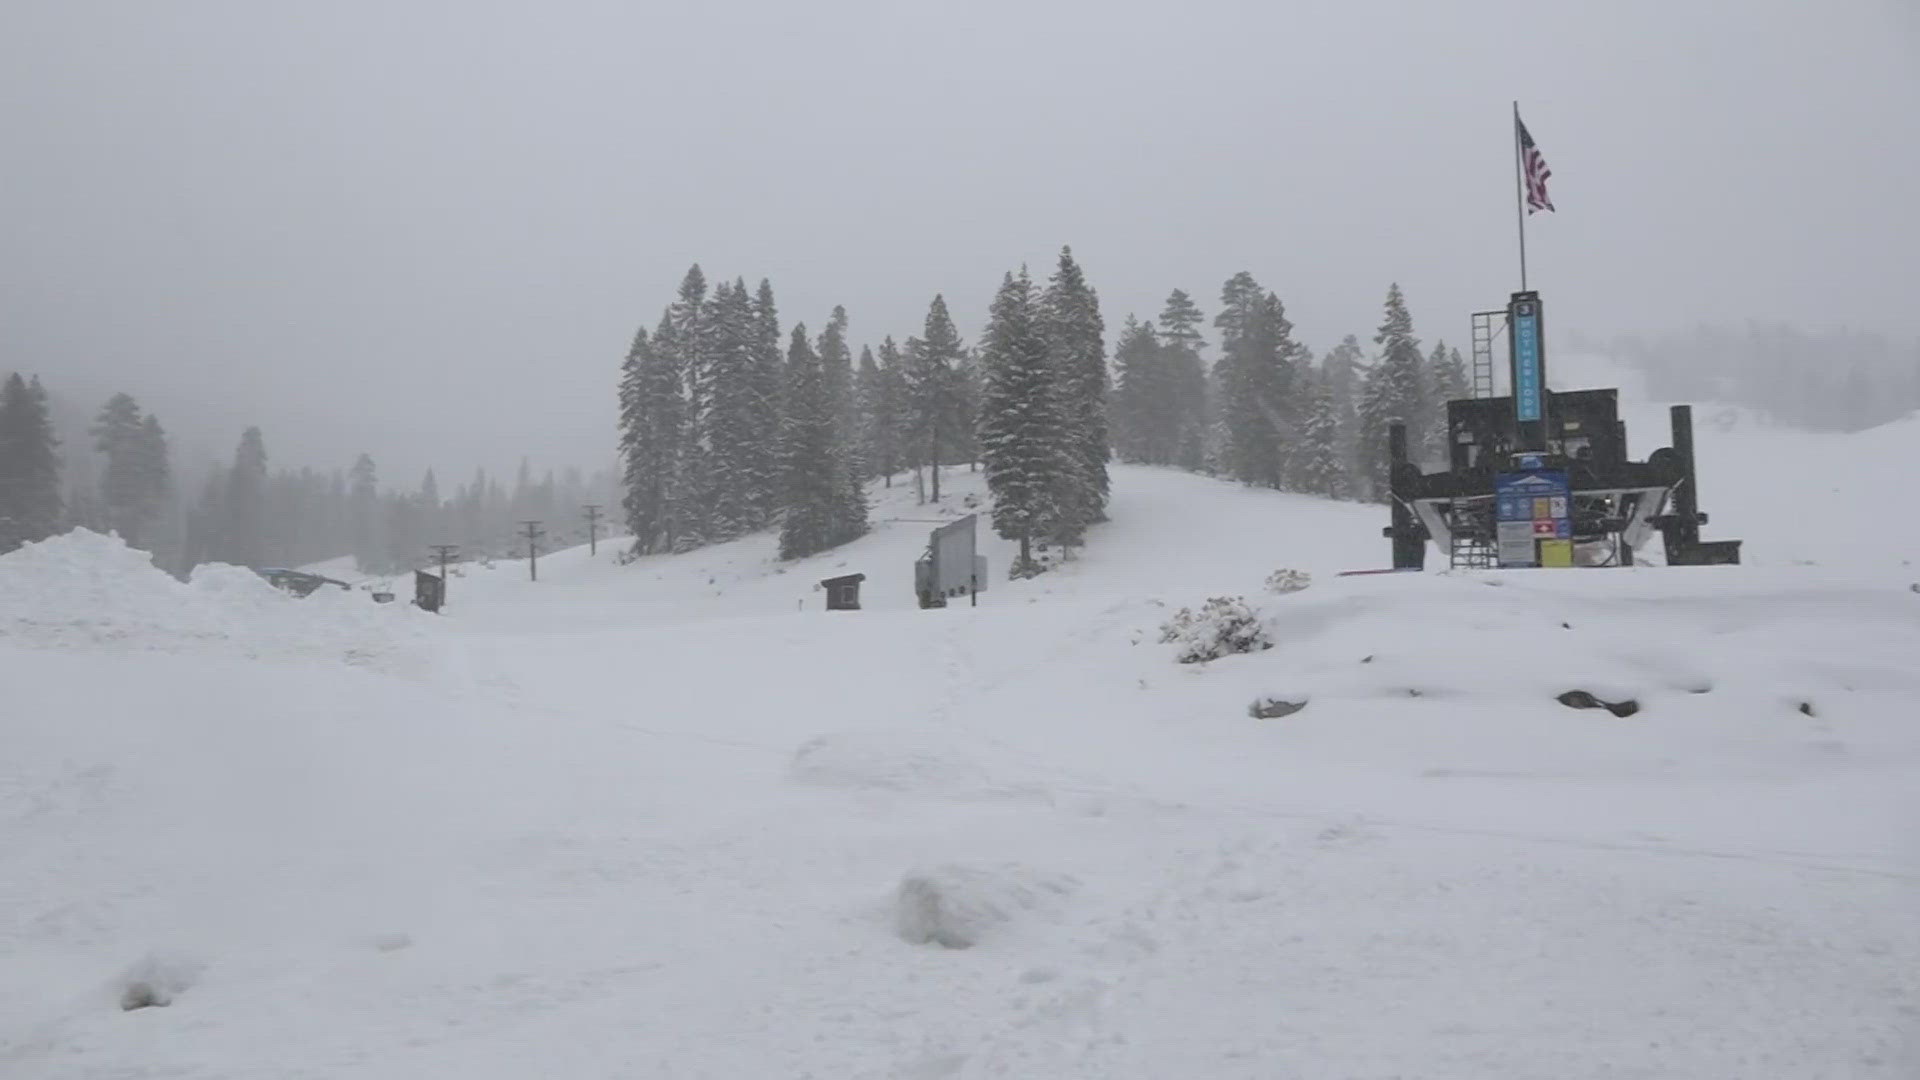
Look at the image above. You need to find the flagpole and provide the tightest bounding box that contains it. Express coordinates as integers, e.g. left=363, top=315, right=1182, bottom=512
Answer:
left=1513, top=101, right=1528, bottom=292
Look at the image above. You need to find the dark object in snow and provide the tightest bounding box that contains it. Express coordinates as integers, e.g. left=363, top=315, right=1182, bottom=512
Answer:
left=820, top=572, right=865, bottom=610
left=1556, top=690, right=1640, bottom=717
left=1249, top=697, right=1307, bottom=719
left=1798, top=701, right=1817, bottom=717
left=119, top=981, right=169, bottom=1011
left=1359, top=654, right=1375, bottom=664
left=1381, top=308, right=1742, bottom=571
left=1561, top=622, right=1572, bottom=629
left=255, top=567, right=352, bottom=597
left=414, top=569, right=445, bottom=613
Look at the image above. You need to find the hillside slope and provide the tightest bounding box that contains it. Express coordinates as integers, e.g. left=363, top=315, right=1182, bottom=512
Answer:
left=3, top=462, right=1916, bottom=1079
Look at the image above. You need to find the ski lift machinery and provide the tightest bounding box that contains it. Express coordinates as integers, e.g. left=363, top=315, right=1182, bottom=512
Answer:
left=1383, top=290, right=1741, bottom=571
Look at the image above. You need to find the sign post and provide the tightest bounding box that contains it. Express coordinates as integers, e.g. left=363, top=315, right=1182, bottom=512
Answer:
left=1494, top=465, right=1571, bottom=568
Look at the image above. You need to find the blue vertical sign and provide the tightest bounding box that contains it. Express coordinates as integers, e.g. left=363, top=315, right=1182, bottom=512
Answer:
left=1512, top=300, right=1543, bottom=423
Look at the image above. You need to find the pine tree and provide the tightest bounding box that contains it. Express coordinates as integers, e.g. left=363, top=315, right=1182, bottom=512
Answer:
left=348, top=452, right=380, bottom=571
left=696, top=280, right=764, bottom=541
left=855, top=345, right=895, bottom=486
left=749, top=280, right=785, bottom=523
left=1322, top=335, right=1365, bottom=491
left=1297, top=368, right=1345, bottom=498
left=1355, top=283, right=1425, bottom=500
left=1421, top=340, right=1469, bottom=462
left=817, top=305, right=858, bottom=482
left=978, top=270, right=1067, bottom=576
left=666, top=267, right=713, bottom=550
left=619, top=318, right=688, bottom=554
left=1212, top=274, right=1297, bottom=489
left=866, top=338, right=910, bottom=486
left=222, top=427, right=270, bottom=567
left=1157, top=290, right=1211, bottom=471
left=133, top=413, right=172, bottom=551
left=1041, top=246, right=1109, bottom=540
left=1110, top=316, right=1160, bottom=463
left=0, top=373, right=63, bottom=552
left=778, top=325, right=859, bottom=559
left=91, top=392, right=153, bottom=546
left=905, top=295, right=967, bottom=502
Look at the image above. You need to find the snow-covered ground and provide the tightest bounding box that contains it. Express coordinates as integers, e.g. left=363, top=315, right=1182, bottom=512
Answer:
left=3, top=412, right=1918, bottom=1077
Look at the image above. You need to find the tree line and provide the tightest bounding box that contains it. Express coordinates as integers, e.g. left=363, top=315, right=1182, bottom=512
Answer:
left=617, top=252, right=1479, bottom=578
left=0, top=371, right=614, bottom=576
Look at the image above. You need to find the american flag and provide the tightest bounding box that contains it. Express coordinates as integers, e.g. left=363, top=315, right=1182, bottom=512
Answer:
left=1517, top=114, right=1554, bottom=214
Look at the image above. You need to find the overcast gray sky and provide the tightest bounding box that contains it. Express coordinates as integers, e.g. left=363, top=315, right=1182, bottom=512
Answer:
left=3, top=0, right=1915, bottom=486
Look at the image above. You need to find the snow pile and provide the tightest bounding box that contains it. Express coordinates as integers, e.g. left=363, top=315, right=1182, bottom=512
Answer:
left=790, top=729, right=1046, bottom=802
left=0, top=530, right=432, bottom=674
left=894, top=863, right=1078, bottom=949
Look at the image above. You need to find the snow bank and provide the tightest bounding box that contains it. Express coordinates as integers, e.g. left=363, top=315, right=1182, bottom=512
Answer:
left=0, top=530, right=433, bottom=675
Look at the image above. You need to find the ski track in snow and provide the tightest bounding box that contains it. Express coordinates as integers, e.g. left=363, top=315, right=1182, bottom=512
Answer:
left=3, top=447, right=1919, bottom=1079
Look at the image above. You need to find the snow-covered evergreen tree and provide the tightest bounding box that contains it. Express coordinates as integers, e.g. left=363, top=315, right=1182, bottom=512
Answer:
left=1355, top=283, right=1425, bottom=500
left=817, top=306, right=858, bottom=483
left=696, top=280, right=764, bottom=541
left=1212, top=274, right=1298, bottom=489
left=0, top=373, right=63, bottom=553
left=90, top=392, right=166, bottom=547
left=1041, top=246, right=1108, bottom=539
left=347, top=452, right=380, bottom=571
left=618, top=319, right=687, bottom=554
left=222, top=427, right=270, bottom=568
left=778, top=325, right=861, bottom=559
left=1420, top=339, right=1469, bottom=462
left=978, top=270, right=1066, bottom=576
left=1157, top=289, right=1211, bottom=471
left=1297, top=368, right=1345, bottom=499
left=1109, top=316, right=1161, bottom=463
left=905, top=295, right=968, bottom=502
left=748, top=280, right=785, bottom=525
left=864, top=338, right=910, bottom=487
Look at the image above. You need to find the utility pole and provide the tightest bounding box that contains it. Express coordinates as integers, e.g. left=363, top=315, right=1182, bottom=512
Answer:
left=582, top=504, right=603, bottom=556
left=428, top=544, right=459, bottom=609
left=519, top=520, right=545, bottom=581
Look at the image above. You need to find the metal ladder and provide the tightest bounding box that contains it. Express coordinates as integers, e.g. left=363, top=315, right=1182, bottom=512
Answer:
left=1470, top=311, right=1504, bottom=399
left=1447, top=502, right=1495, bottom=569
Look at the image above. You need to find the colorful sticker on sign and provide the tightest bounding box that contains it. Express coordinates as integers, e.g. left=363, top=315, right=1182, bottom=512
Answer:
left=1513, top=306, right=1543, bottom=422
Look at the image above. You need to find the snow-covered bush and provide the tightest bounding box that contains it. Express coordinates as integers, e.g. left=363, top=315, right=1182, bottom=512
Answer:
left=1158, top=596, right=1271, bottom=664
left=1264, top=568, right=1311, bottom=594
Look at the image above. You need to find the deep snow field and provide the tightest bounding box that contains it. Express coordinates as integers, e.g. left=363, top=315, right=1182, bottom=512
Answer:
left=3, top=387, right=1918, bottom=1077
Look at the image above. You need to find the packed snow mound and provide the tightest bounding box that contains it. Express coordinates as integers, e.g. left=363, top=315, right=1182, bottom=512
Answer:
left=790, top=729, right=1047, bottom=802
left=0, top=530, right=433, bottom=674
left=894, top=863, right=1078, bottom=949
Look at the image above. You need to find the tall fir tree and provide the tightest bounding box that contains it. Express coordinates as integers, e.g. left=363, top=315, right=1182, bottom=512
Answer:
left=1109, top=316, right=1160, bottom=463
left=1041, top=246, right=1109, bottom=540
left=0, top=373, right=63, bottom=552
left=90, top=392, right=156, bottom=546
left=1355, top=283, right=1425, bottom=500
left=865, top=338, right=910, bottom=486
left=347, top=452, right=380, bottom=571
left=1421, top=340, right=1470, bottom=462
left=978, top=270, right=1067, bottom=576
left=777, top=325, right=860, bottom=559
left=749, top=280, right=785, bottom=523
left=666, top=266, right=713, bottom=550
left=1157, top=289, right=1211, bottom=471
left=1212, top=274, right=1297, bottom=489
left=904, top=295, right=967, bottom=502
left=1321, top=335, right=1365, bottom=490
left=1297, top=367, right=1345, bottom=499
left=133, top=413, right=172, bottom=548
left=619, top=318, right=687, bottom=554
left=817, top=305, right=859, bottom=483
left=696, top=280, right=765, bottom=541
left=222, top=427, right=270, bottom=567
